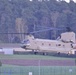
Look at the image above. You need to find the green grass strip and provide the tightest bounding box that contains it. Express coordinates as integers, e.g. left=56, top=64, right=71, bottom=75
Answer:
left=0, top=55, right=75, bottom=60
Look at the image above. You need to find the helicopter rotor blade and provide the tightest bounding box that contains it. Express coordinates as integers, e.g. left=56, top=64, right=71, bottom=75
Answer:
left=30, top=28, right=62, bottom=34
left=0, top=26, right=66, bottom=35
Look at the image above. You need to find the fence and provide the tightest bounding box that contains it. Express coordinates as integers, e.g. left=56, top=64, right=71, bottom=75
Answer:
left=0, top=66, right=76, bottom=75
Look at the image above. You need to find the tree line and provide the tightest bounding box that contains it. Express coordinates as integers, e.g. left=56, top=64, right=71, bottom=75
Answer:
left=0, top=0, right=76, bottom=43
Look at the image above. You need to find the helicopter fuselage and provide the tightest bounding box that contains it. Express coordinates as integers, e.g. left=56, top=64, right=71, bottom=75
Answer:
left=21, top=32, right=76, bottom=55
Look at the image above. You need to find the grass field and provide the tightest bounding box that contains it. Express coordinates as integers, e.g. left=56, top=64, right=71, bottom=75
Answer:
left=0, top=54, right=75, bottom=60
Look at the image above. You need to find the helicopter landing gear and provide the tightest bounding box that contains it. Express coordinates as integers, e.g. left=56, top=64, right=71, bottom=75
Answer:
left=34, top=52, right=38, bottom=55
left=43, top=52, right=47, bottom=55
left=32, top=50, right=38, bottom=55
left=57, top=52, right=60, bottom=55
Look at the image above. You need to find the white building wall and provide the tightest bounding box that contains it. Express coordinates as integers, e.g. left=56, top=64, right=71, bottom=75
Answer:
left=2, top=48, right=13, bottom=55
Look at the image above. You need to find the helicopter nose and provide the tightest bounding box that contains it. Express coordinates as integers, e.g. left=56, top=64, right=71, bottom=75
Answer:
left=21, top=39, right=30, bottom=49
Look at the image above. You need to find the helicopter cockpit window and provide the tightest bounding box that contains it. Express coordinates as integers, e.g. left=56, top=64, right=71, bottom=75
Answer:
left=22, top=39, right=30, bottom=44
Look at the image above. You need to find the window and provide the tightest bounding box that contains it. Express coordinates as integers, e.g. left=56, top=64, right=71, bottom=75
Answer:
left=42, top=43, right=44, bottom=45
left=49, top=44, right=51, bottom=46
left=58, top=44, right=61, bottom=46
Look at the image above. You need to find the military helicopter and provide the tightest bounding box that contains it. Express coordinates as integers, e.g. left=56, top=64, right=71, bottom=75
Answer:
left=21, top=27, right=76, bottom=55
